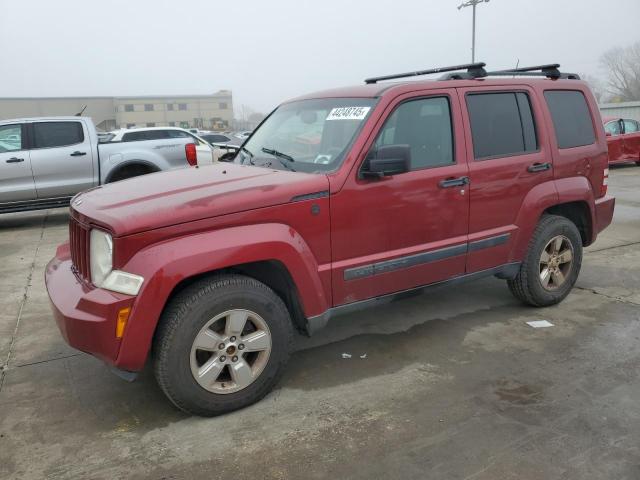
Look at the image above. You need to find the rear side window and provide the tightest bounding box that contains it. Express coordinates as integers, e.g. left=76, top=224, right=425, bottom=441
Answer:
left=466, top=92, right=538, bottom=159
left=122, top=130, right=168, bottom=141
left=374, top=96, right=454, bottom=170
left=544, top=90, right=595, bottom=149
left=623, top=119, right=639, bottom=133
left=166, top=130, right=190, bottom=139
left=33, top=122, right=84, bottom=149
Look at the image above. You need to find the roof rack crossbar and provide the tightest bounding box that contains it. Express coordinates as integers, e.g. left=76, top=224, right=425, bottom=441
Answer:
left=488, top=64, right=580, bottom=80
left=364, top=62, right=487, bottom=84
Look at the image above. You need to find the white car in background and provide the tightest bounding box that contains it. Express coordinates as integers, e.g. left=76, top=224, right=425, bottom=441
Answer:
left=109, top=127, right=215, bottom=165
left=233, top=131, right=252, bottom=140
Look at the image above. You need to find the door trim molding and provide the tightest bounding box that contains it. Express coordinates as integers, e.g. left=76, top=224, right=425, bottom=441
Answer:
left=343, top=232, right=511, bottom=281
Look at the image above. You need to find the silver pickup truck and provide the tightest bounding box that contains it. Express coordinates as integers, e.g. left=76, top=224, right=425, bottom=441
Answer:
left=0, top=117, right=212, bottom=214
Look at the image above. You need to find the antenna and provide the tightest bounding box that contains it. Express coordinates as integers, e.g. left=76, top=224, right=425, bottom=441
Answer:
left=75, top=105, right=87, bottom=117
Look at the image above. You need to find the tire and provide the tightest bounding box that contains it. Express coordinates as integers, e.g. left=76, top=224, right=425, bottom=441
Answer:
left=507, top=214, right=583, bottom=307
left=153, top=274, right=293, bottom=416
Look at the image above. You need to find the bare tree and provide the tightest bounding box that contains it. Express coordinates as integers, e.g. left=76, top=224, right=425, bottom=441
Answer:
left=580, top=73, right=606, bottom=103
left=600, top=42, right=640, bottom=102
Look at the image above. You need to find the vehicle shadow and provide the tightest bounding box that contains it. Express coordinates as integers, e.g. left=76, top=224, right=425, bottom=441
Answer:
left=66, top=278, right=520, bottom=429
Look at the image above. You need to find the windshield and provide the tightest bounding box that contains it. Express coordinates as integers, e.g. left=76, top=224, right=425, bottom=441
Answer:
left=236, top=98, right=376, bottom=173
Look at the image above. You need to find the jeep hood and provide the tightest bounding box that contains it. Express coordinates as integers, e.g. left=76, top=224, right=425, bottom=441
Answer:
left=71, top=163, right=330, bottom=236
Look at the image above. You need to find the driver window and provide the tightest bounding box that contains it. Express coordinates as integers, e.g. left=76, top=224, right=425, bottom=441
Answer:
left=0, top=124, right=23, bottom=153
left=374, top=97, right=454, bottom=170
left=605, top=120, right=622, bottom=136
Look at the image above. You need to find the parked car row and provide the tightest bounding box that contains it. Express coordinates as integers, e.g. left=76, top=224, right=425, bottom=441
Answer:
left=604, top=117, right=640, bottom=166
left=0, top=118, right=213, bottom=213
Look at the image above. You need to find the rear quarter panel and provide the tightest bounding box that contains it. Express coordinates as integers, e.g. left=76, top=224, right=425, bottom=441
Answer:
left=98, top=138, right=191, bottom=183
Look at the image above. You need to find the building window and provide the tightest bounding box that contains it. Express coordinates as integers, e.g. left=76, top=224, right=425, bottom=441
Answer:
left=124, top=104, right=134, bottom=112
left=169, top=121, right=176, bottom=127
left=178, top=103, right=187, bottom=111
left=144, top=104, right=154, bottom=112
left=146, top=123, right=156, bottom=127
left=180, top=121, right=189, bottom=128
left=167, top=103, right=174, bottom=111
left=219, top=102, right=228, bottom=109
left=126, top=123, right=135, bottom=128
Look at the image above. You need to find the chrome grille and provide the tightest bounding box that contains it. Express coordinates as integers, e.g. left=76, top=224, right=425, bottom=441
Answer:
left=69, top=217, right=90, bottom=280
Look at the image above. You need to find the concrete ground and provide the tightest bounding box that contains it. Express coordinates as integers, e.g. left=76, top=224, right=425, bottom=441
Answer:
left=1, top=167, right=640, bottom=480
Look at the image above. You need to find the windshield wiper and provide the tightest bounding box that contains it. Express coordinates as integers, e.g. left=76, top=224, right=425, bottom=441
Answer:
left=261, top=147, right=295, bottom=163
left=261, top=147, right=296, bottom=171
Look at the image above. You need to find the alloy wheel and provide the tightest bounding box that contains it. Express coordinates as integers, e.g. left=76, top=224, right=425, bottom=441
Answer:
left=190, top=309, right=272, bottom=394
left=539, top=235, right=574, bottom=291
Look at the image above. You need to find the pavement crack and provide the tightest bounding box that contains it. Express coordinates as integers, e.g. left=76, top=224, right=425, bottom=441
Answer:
left=0, top=211, right=49, bottom=393
left=11, top=353, right=82, bottom=369
left=575, top=285, right=640, bottom=307
left=586, top=239, right=640, bottom=254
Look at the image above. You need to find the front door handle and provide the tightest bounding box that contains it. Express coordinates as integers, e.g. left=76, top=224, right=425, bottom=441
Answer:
left=6, top=157, right=24, bottom=163
left=70, top=151, right=87, bottom=157
left=527, top=162, right=551, bottom=173
left=439, top=176, right=469, bottom=188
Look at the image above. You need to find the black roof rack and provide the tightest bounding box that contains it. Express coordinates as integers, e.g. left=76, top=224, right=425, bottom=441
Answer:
left=487, top=64, right=580, bottom=80
left=364, top=62, right=487, bottom=84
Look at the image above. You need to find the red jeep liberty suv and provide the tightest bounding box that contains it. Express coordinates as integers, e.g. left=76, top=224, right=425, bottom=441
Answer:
left=46, top=63, right=615, bottom=416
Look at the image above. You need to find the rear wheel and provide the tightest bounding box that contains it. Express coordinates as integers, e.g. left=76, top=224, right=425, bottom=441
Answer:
left=508, top=215, right=582, bottom=307
left=153, top=274, right=293, bottom=416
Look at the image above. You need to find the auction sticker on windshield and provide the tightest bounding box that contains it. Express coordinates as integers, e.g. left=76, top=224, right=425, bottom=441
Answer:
left=326, top=106, right=371, bottom=121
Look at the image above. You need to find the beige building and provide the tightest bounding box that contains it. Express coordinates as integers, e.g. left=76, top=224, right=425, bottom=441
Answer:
left=0, top=90, right=233, bottom=131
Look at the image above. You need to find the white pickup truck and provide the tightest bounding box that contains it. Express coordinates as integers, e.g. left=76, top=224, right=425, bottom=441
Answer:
left=0, top=117, right=214, bottom=214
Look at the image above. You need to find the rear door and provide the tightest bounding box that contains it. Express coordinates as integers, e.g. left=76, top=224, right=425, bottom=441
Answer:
left=0, top=123, right=36, bottom=203
left=28, top=120, right=95, bottom=198
left=622, top=119, right=640, bottom=161
left=459, top=85, right=553, bottom=273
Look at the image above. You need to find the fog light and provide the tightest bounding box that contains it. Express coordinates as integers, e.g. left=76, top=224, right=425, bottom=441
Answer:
left=116, top=307, right=131, bottom=338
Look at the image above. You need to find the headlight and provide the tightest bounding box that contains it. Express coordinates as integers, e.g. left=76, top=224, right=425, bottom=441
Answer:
left=90, top=229, right=113, bottom=286
left=90, top=229, right=144, bottom=296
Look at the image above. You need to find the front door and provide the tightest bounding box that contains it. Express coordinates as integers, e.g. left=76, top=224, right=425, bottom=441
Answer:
left=330, top=90, right=470, bottom=306
left=28, top=120, right=95, bottom=198
left=0, top=123, right=36, bottom=204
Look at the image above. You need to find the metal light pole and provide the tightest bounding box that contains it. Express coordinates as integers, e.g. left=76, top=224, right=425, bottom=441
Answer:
left=457, top=0, right=490, bottom=63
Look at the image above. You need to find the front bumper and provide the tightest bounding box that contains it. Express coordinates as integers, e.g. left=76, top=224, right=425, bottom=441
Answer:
left=45, top=243, right=135, bottom=366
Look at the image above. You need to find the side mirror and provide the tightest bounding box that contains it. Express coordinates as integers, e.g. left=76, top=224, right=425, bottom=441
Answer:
left=362, top=144, right=411, bottom=179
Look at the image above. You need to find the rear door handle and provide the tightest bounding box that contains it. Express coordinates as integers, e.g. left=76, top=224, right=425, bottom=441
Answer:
left=6, top=157, right=24, bottom=163
left=527, top=162, right=551, bottom=173
left=70, top=151, right=87, bottom=157
left=439, top=176, right=469, bottom=188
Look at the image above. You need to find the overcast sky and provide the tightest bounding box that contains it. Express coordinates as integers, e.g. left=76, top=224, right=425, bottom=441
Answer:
left=1, top=0, right=639, bottom=115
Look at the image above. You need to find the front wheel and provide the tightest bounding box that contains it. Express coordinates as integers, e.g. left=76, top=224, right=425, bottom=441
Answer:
left=508, top=215, right=583, bottom=307
left=153, top=274, right=293, bottom=416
